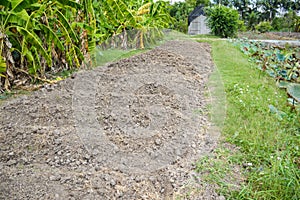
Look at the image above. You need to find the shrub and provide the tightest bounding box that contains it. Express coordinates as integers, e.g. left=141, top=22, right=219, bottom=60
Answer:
left=246, top=11, right=260, bottom=31
left=271, top=17, right=284, bottom=31
left=294, top=17, right=300, bottom=32
left=255, top=21, right=273, bottom=33
left=205, top=5, right=239, bottom=38
left=271, top=12, right=300, bottom=32
left=238, top=20, right=247, bottom=32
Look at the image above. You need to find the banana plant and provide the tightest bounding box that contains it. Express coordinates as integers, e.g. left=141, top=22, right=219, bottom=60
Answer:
left=81, top=0, right=97, bottom=51
left=98, top=0, right=173, bottom=49
left=134, top=0, right=173, bottom=48
left=0, top=54, right=5, bottom=77
left=0, top=52, right=8, bottom=92
left=0, top=0, right=86, bottom=91
left=0, top=0, right=174, bottom=92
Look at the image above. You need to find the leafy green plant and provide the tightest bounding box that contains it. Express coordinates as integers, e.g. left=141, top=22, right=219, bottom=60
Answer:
left=169, top=2, right=195, bottom=33
left=287, top=83, right=300, bottom=103
left=237, top=20, right=247, bottom=32
left=0, top=0, right=173, bottom=92
left=233, top=39, right=300, bottom=108
left=255, top=21, right=272, bottom=33
left=271, top=11, right=300, bottom=32
left=0, top=54, right=6, bottom=78
left=0, top=0, right=88, bottom=90
left=98, top=0, right=172, bottom=49
left=295, top=17, right=300, bottom=32
left=246, top=11, right=260, bottom=31
left=205, top=5, right=240, bottom=38
left=271, top=17, right=284, bottom=31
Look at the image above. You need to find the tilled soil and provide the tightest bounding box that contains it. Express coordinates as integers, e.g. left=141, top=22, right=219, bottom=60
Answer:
left=238, top=31, right=300, bottom=40
left=271, top=32, right=300, bottom=40
left=0, top=40, right=221, bottom=199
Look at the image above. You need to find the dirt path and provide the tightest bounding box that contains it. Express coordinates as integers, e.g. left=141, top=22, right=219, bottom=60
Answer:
left=0, top=40, right=222, bottom=199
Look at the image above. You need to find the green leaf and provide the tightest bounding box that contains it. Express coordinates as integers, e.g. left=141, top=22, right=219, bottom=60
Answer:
left=56, top=10, right=78, bottom=43
left=276, top=81, right=291, bottom=89
left=15, top=26, right=51, bottom=66
left=31, top=46, right=41, bottom=74
left=39, top=24, right=65, bottom=51
left=287, top=83, right=300, bottom=102
left=25, top=50, right=36, bottom=75
left=9, top=9, right=30, bottom=25
left=74, top=46, right=84, bottom=61
left=52, top=17, right=72, bottom=44
left=0, top=55, right=6, bottom=77
left=268, top=104, right=286, bottom=120
left=0, top=1, right=11, bottom=8
left=72, top=22, right=93, bottom=32
left=1, top=10, right=28, bottom=27
left=11, top=0, right=38, bottom=13
left=266, top=69, right=276, bottom=78
left=56, top=0, right=83, bottom=9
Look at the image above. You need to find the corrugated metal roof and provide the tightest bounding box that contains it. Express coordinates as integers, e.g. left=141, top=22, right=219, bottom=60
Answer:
left=188, top=5, right=206, bottom=26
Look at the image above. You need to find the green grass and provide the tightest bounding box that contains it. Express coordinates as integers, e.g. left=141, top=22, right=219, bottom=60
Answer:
left=196, top=39, right=300, bottom=199
left=88, top=30, right=189, bottom=68
left=207, top=60, right=226, bottom=129
left=88, top=48, right=141, bottom=67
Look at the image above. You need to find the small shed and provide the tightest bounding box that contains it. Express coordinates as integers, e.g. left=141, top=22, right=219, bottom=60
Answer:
left=188, top=5, right=210, bottom=35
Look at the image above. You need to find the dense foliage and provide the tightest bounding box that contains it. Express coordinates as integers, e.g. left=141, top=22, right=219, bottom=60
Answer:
left=205, top=5, right=239, bottom=38
left=169, top=0, right=300, bottom=33
left=272, top=10, right=300, bottom=32
left=0, top=0, right=172, bottom=92
left=169, top=0, right=210, bottom=33
left=255, top=21, right=272, bottom=33
left=169, top=2, right=193, bottom=33
left=213, top=0, right=300, bottom=31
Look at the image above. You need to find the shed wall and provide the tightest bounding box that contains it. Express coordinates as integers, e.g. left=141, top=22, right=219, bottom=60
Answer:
left=188, top=15, right=210, bottom=35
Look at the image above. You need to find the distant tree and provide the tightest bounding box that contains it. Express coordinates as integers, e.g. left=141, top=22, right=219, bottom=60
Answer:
left=196, top=0, right=211, bottom=6
left=271, top=17, right=284, bottom=31
left=169, top=0, right=211, bottom=33
left=212, top=0, right=232, bottom=6
left=169, top=2, right=194, bottom=33
left=255, top=21, right=273, bottom=32
left=281, top=0, right=300, bottom=13
left=185, top=0, right=210, bottom=7
left=246, top=11, right=260, bottom=30
left=257, top=0, right=281, bottom=21
left=231, top=0, right=252, bottom=19
left=205, top=5, right=240, bottom=37
left=210, top=0, right=300, bottom=32
left=212, top=0, right=257, bottom=21
left=283, top=10, right=299, bottom=32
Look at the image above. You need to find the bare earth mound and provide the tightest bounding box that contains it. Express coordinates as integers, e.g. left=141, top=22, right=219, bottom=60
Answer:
left=0, top=40, right=221, bottom=199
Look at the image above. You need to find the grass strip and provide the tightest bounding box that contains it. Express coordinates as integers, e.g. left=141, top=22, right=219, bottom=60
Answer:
left=197, top=39, right=300, bottom=200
